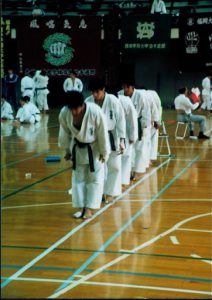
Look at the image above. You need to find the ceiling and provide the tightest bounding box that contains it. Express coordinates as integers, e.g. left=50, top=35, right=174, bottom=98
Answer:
left=2, top=0, right=212, bottom=16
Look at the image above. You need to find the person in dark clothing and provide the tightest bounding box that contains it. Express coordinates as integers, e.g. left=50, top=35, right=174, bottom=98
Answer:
left=4, top=69, right=19, bottom=111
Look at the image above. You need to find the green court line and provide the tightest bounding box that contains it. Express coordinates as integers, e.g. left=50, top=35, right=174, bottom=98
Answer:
left=1, top=245, right=211, bottom=261
left=1, top=150, right=50, bottom=169
left=1, top=167, right=71, bottom=201
left=1, top=265, right=211, bottom=283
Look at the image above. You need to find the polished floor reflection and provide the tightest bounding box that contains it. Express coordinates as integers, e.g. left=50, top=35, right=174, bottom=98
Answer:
left=1, top=109, right=212, bottom=299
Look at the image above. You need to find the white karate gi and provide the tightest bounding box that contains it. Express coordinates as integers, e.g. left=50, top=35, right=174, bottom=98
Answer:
left=118, top=88, right=151, bottom=174
left=1, top=100, right=14, bottom=120
left=27, top=101, right=41, bottom=122
left=34, top=73, right=49, bottom=111
left=151, top=0, right=167, bottom=14
left=21, top=76, right=35, bottom=102
left=86, top=93, right=126, bottom=197
left=58, top=102, right=110, bottom=209
left=16, top=103, right=36, bottom=124
left=146, top=90, right=161, bottom=161
left=63, top=78, right=83, bottom=92
left=118, top=95, right=138, bottom=185
left=201, top=76, right=211, bottom=110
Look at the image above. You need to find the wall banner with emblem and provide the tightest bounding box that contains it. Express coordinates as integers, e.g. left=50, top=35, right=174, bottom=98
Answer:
left=121, top=15, right=171, bottom=52
left=4, top=17, right=101, bottom=77
left=179, top=14, right=212, bottom=69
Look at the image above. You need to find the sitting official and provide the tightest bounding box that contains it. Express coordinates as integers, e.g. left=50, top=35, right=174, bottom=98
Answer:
left=174, top=87, right=209, bottom=139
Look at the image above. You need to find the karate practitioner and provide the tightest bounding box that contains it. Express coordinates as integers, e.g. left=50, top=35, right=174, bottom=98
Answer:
left=25, top=96, right=41, bottom=122
left=118, top=94, right=138, bottom=185
left=34, top=70, right=49, bottom=113
left=174, top=87, right=210, bottom=139
left=15, top=96, right=38, bottom=124
left=86, top=77, right=126, bottom=203
left=58, top=91, right=110, bottom=219
left=63, top=71, right=83, bottom=93
left=201, top=72, right=212, bottom=114
left=118, top=78, right=151, bottom=180
left=151, top=0, right=167, bottom=14
left=146, top=90, right=162, bottom=161
left=21, top=71, right=35, bottom=103
left=1, top=94, right=14, bottom=120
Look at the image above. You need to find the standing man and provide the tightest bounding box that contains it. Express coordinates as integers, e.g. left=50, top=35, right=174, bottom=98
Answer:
left=21, top=70, right=35, bottom=103
left=146, top=90, right=162, bottom=162
left=86, top=77, right=126, bottom=203
left=63, top=71, right=83, bottom=93
left=201, top=71, right=212, bottom=115
left=118, top=78, right=151, bottom=180
left=4, top=69, right=19, bottom=111
left=174, top=87, right=209, bottom=139
left=151, top=0, right=167, bottom=14
left=118, top=94, right=138, bottom=186
left=34, top=70, right=49, bottom=113
left=58, top=91, right=110, bottom=219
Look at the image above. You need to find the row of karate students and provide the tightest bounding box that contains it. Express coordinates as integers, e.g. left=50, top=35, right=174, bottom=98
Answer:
left=58, top=77, right=162, bottom=219
left=20, top=70, right=50, bottom=112
left=1, top=94, right=41, bottom=124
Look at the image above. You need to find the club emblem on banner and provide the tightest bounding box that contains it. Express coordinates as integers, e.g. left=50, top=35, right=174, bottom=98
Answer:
left=185, top=31, right=200, bottom=54
left=43, top=33, right=74, bottom=66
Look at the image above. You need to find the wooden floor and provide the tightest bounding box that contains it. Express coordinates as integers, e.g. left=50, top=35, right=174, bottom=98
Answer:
left=1, top=109, right=212, bottom=299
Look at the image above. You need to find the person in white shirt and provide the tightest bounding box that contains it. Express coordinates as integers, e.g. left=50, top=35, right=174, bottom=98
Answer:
left=21, top=71, right=35, bottom=103
left=174, top=87, right=209, bottom=139
left=1, top=95, right=14, bottom=120
left=58, top=91, right=110, bottom=219
left=151, top=0, right=167, bottom=14
left=201, top=72, right=212, bottom=114
left=86, top=77, right=126, bottom=203
left=63, top=71, right=83, bottom=93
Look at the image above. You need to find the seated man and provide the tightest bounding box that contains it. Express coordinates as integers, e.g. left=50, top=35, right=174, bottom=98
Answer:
left=174, top=87, right=209, bottom=139
left=15, top=96, right=38, bottom=124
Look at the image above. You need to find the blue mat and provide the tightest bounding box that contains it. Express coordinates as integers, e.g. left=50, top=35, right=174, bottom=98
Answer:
left=45, top=156, right=61, bottom=162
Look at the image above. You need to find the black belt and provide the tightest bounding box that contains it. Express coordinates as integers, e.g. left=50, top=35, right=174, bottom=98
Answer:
left=72, top=138, right=95, bottom=172
left=25, top=88, right=33, bottom=90
left=138, top=116, right=143, bottom=140
left=108, top=130, right=116, bottom=151
left=36, top=87, right=47, bottom=90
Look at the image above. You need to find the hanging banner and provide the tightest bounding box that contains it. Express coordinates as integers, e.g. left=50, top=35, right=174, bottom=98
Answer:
left=180, top=14, right=212, bottom=69
left=5, top=17, right=101, bottom=77
left=121, top=15, right=171, bottom=52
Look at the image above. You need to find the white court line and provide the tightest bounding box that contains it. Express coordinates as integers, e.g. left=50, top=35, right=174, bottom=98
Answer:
left=170, top=236, right=180, bottom=245
left=48, top=212, right=211, bottom=298
left=121, top=199, right=212, bottom=202
left=1, top=158, right=171, bottom=289
left=178, top=228, right=212, bottom=233
left=190, top=254, right=212, bottom=265
left=3, top=198, right=211, bottom=210
left=1, top=276, right=210, bottom=296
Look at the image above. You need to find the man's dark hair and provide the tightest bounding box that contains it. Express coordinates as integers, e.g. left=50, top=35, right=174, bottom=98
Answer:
left=178, top=87, right=187, bottom=94
left=40, top=70, right=47, bottom=76
left=70, top=70, right=77, bottom=76
left=88, top=77, right=105, bottom=91
left=21, top=96, right=30, bottom=102
left=121, top=77, right=135, bottom=86
left=65, top=91, right=84, bottom=109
